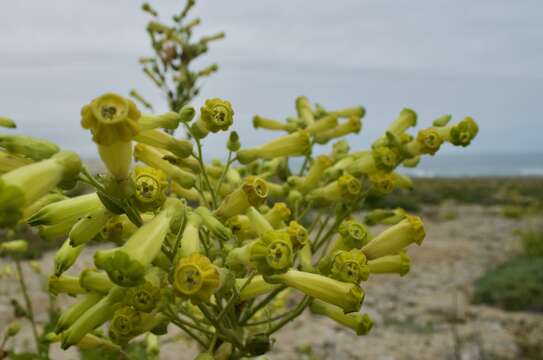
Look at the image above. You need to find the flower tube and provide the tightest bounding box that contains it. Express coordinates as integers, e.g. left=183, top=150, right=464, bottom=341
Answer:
left=138, top=111, right=181, bottom=131
left=328, top=105, right=365, bottom=119
left=295, top=96, right=315, bottom=126
left=0, top=151, right=81, bottom=226
left=177, top=212, right=203, bottom=258
left=266, top=270, right=364, bottom=313
left=305, top=115, right=338, bottom=135
left=195, top=206, right=232, bottom=241
left=134, top=143, right=195, bottom=189
left=21, top=192, right=65, bottom=221
left=79, top=269, right=114, bottom=294
left=27, top=193, right=101, bottom=226
left=291, top=155, right=332, bottom=194
left=372, top=108, right=417, bottom=148
left=81, top=93, right=141, bottom=180
left=361, top=215, right=425, bottom=260
left=0, top=151, right=32, bottom=174
left=56, top=293, right=103, bottom=332
left=54, top=238, right=84, bottom=276
left=246, top=206, right=273, bottom=236
left=94, top=198, right=185, bottom=286
left=403, top=127, right=444, bottom=157
left=60, top=286, right=127, bottom=349
left=253, top=115, right=297, bottom=132
left=367, top=250, right=411, bottom=276
left=214, top=176, right=268, bottom=219
left=236, top=131, right=311, bottom=164
left=69, top=205, right=113, bottom=246
left=287, top=220, right=308, bottom=250
left=135, top=129, right=193, bottom=158
left=48, top=274, right=86, bottom=296
left=314, top=116, right=362, bottom=144
left=307, top=174, right=362, bottom=203
left=0, top=134, right=59, bottom=161
left=264, top=202, right=291, bottom=229
left=310, top=299, right=373, bottom=335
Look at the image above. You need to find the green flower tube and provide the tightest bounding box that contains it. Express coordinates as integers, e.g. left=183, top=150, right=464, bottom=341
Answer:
left=372, top=146, right=402, bottom=172
left=295, top=96, right=316, bottom=126
left=81, top=93, right=141, bottom=180
left=299, top=243, right=316, bottom=273
left=402, top=155, right=421, bottom=168
left=38, top=220, right=75, bottom=241
left=0, top=151, right=32, bottom=174
left=266, top=270, right=364, bottom=313
left=54, top=238, right=84, bottom=276
left=139, top=112, right=181, bottom=131
left=328, top=105, right=365, bottom=119
left=135, top=129, right=193, bottom=158
left=253, top=115, right=297, bottom=132
left=264, top=202, right=291, bottom=229
left=48, top=274, right=86, bottom=296
left=0, top=134, right=59, bottom=161
left=246, top=206, right=274, bottom=236
left=0, top=239, right=28, bottom=255
left=373, top=108, right=417, bottom=148
left=56, top=293, right=103, bottom=332
left=214, top=176, right=268, bottom=219
left=310, top=299, right=373, bottom=335
left=60, top=286, right=127, bottom=349
left=21, top=192, right=65, bottom=221
left=178, top=213, right=203, bottom=259
left=307, top=174, right=362, bottom=203
left=236, top=275, right=281, bottom=301
left=294, top=155, right=332, bottom=194
left=432, top=114, right=452, bottom=127
left=27, top=193, right=101, bottom=226
left=264, top=180, right=288, bottom=197
left=76, top=333, right=123, bottom=354
left=250, top=230, right=294, bottom=275
left=69, top=205, right=113, bottom=247
left=94, top=198, right=185, bottom=286
left=314, top=116, right=362, bottom=144
left=367, top=250, right=411, bottom=276
left=361, top=215, right=425, bottom=260
left=195, top=206, right=232, bottom=241
left=172, top=252, right=221, bottom=302
left=364, top=208, right=406, bottom=226
left=236, top=131, right=311, bottom=164
left=0, top=151, right=81, bottom=226
left=305, top=114, right=338, bottom=135
left=79, top=269, right=114, bottom=294
left=323, top=155, right=356, bottom=181
left=134, top=143, right=195, bottom=189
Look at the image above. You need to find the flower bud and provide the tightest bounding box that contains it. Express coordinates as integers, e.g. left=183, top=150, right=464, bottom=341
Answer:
left=54, top=238, right=84, bottom=276
left=236, top=131, right=311, bottom=164
left=0, top=134, right=59, bottom=161
left=236, top=275, right=281, bottom=301
left=266, top=270, right=364, bottom=313
left=246, top=206, right=274, bottom=236
left=179, top=105, right=196, bottom=123
left=310, top=299, right=373, bottom=335
left=0, top=151, right=82, bottom=226
left=361, top=215, right=425, bottom=259
left=172, top=253, right=221, bottom=303
left=135, top=129, right=193, bottom=158
left=227, top=131, right=241, bottom=152
left=293, top=155, right=332, bottom=194
left=177, top=213, right=203, bottom=259
left=305, top=115, right=338, bottom=135
left=367, top=250, right=411, bottom=276
left=134, top=143, right=196, bottom=189
left=432, top=114, right=452, bottom=127
left=214, top=176, right=268, bottom=219
left=95, top=198, right=185, bottom=286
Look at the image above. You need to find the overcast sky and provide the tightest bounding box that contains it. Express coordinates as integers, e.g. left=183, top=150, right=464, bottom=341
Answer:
left=1, top=0, right=542, bottom=160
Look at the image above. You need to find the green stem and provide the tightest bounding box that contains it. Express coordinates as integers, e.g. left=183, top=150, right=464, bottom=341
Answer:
left=214, top=151, right=233, bottom=196
left=240, top=286, right=286, bottom=324
left=265, top=296, right=311, bottom=335
left=15, top=259, right=42, bottom=356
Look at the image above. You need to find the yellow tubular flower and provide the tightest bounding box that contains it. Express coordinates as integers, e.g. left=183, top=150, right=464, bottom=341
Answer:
left=69, top=205, right=113, bottom=246
left=79, top=269, right=114, bottom=294
left=214, top=176, right=268, bottom=219
left=172, top=253, right=221, bottom=303
left=48, top=274, right=86, bottom=296
left=81, top=93, right=141, bottom=180
left=191, top=98, right=234, bottom=138
left=0, top=151, right=32, bottom=174
left=0, top=134, right=59, bottom=161
left=249, top=230, right=294, bottom=275
left=21, top=192, right=65, bottom=221
left=54, top=238, right=84, bottom=276
left=314, top=116, right=362, bottom=144
left=132, top=166, right=168, bottom=212
left=264, top=202, right=291, bottom=229
left=295, top=155, right=332, bottom=194
left=236, top=131, right=311, bottom=164
left=361, top=215, right=425, bottom=260
left=38, top=220, right=75, bottom=241
left=287, top=220, right=308, bottom=250
left=265, top=180, right=287, bottom=197
left=100, top=214, right=139, bottom=244
left=178, top=213, right=203, bottom=259
left=60, top=286, right=126, bottom=349
left=266, top=270, right=364, bottom=313
left=225, top=215, right=256, bottom=240
left=307, top=174, right=362, bottom=203
left=372, top=145, right=402, bottom=172
left=135, top=129, right=193, bottom=158
left=0, top=151, right=81, bottom=227
left=253, top=115, right=297, bottom=132
left=329, top=249, right=369, bottom=284
left=295, top=96, right=316, bottom=126
left=438, top=116, right=479, bottom=147
left=56, top=293, right=103, bottom=332
left=305, top=114, right=338, bottom=135
left=328, top=105, right=365, bottom=119
left=323, top=155, right=355, bottom=181
left=134, top=143, right=195, bottom=189
left=171, top=182, right=202, bottom=202
left=94, top=198, right=185, bottom=286
left=27, top=193, right=101, bottom=226
left=310, top=299, right=373, bottom=335
left=236, top=275, right=281, bottom=301
left=246, top=206, right=274, bottom=236
left=367, top=250, right=411, bottom=276
left=108, top=306, right=148, bottom=344
left=345, top=152, right=377, bottom=177
left=195, top=206, right=233, bottom=241
left=138, top=112, right=181, bottom=131
left=126, top=276, right=161, bottom=313
left=373, top=108, right=417, bottom=148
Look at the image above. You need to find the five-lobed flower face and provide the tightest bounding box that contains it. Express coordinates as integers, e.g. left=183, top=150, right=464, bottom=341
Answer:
left=200, top=98, right=234, bottom=133
left=173, top=253, right=221, bottom=302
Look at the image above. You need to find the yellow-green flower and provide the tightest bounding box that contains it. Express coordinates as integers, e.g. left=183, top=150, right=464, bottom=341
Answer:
left=314, top=116, right=362, bottom=144
left=448, top=116, right=479, bottom=146
left=0, top=150, right=32, bottom=174
left=69, top=205, right=113, bottom=247
left=56, top=293, right=102, bottom=333
left=132, top=166, right=168, bottom=212
left=27, top=193, right=101, bottom=226
left=295, top=96, right=316, bottom=126
left=287, top=220, right=308, bottom=250
left=367, top=250, right=411, bottom=276
left=236, top=131, right=311, bottom=164
left=305, top=114, right=338, bottom=135
left=310, top=299, right=373, bottom=335
left=372, top=145, right=402, bottom=172
left=227, top=131, right=241, bottom=152
left=246, top=206, right=274, bottom=236
left=253, top=115, right=297, bottom=132
left=308, top=174, right=362, bottom=203
left=139, top=111, right=181, bottom=131
left=135, top=129, right=193, bottom=158
left=264, top=202, right=291, bottom=228
left=329, top=249, right=369, bottom=284
left=79, top=269, right=114, bottom=294
left=48, top=274, right=86, bottom=296
left=192, top=98, right=234, bottom=137
left=214, top=176, right=268, bottom=219
left=236, top=275, right=281, bottom=301
left=54, top=238, right=84, bottom=276
left=195, top=206, right=233, bottom=241
left=250, top=230, right=294, bottom=275
left=290, top=155, right=332, bottom=194
left=361, top=215, right=425, bottom=259
left=172, top=252, right=221, bottom=303
left=0, top=134, right=59, bottom=161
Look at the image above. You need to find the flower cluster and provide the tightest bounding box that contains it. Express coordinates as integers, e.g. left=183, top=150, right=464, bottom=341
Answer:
left=0, top=91, right=477, bottom=359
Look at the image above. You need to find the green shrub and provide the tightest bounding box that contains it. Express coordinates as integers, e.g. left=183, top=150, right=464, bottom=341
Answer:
left=521, top=230, right=543, bottom=257
left=472, top=257, right=543, bottom=312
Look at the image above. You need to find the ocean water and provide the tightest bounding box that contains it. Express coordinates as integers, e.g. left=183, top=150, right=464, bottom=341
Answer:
left=400, top=152, right=543, bottom=177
